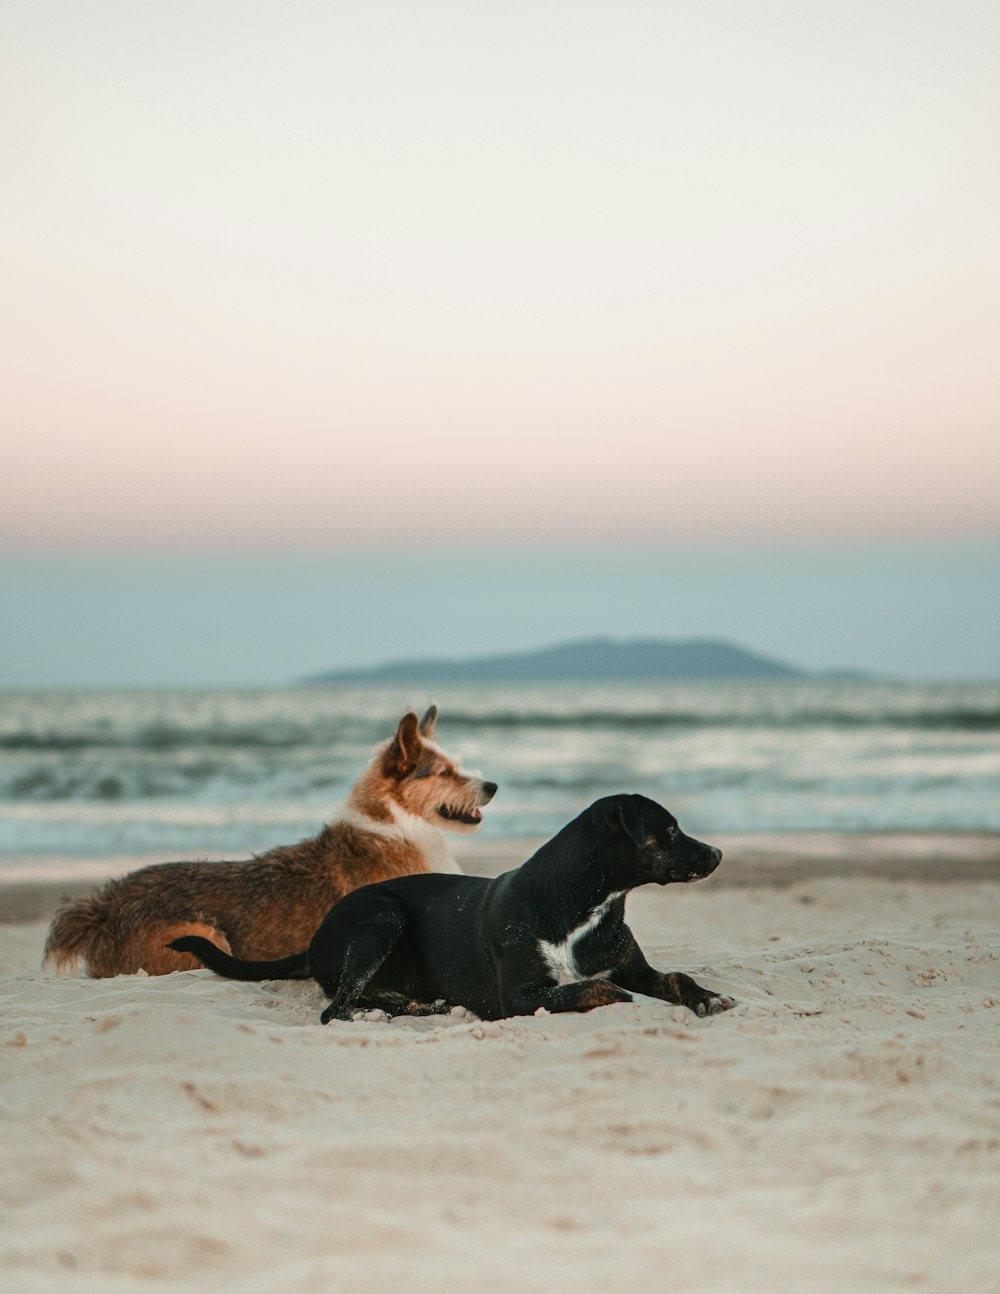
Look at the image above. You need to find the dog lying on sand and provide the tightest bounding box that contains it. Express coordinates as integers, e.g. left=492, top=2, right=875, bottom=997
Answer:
left=172, top=793, right=735, bottom=1023
left=45, top=706, right=496, bottom=977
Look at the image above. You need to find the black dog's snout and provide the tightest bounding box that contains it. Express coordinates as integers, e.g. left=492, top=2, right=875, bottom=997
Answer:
left=710, top=846, right=723, bottom=863
left=482, top=781, right=498, bottom=801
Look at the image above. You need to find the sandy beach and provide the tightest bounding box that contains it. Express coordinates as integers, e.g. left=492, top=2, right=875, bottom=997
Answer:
left=2, top=834, right=999, bottom=1293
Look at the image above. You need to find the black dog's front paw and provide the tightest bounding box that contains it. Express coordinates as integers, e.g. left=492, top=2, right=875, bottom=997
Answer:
left=320, top=1002, right=355, bottom=1024
left=694, top=993, right=736, bottom=1017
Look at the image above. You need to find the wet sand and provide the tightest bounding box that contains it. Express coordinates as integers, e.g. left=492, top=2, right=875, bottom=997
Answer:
left=3, top=832, right=998, bottom=924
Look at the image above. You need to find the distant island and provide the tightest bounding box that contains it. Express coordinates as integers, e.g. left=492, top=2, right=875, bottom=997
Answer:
left=303, top=637, right=814, bottom=684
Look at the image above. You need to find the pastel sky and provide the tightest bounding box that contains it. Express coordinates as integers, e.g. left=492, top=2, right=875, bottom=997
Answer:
left=4, top=0, right=999, bottom=550
left=1, top=3, right=998, bottom=684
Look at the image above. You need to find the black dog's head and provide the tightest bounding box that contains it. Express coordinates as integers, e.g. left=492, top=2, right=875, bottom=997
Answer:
left=589, top=793, right=722, bottom=886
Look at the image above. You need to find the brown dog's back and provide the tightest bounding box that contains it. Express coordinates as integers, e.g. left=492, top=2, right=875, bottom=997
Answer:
left=43, top=821, right=430, bottom=977
left=44, top=856, right=303, bottom=977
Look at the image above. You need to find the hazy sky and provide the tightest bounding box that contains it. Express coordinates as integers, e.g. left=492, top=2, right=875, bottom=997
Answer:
left=2, top=3, right=998, bottom=684
left=3, top=543, right=998, bottom=687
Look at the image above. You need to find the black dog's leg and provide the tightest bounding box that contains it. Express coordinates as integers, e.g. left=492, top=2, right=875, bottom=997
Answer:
left=505, top=978, right=637, bottom=1017
left=612, top=937, right=735, bottom=1017
left=510, top=973, right=733, bottom=1019
left=628, top=970, right=734, bottom=1017
left=315, top=895, right=407, bottom=1025
left=395, top=998, right=452, bottom=1017
left=352, top=992, right=451, bottom=1017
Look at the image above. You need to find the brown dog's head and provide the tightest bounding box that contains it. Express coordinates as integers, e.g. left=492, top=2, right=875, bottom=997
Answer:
left=371, top=706, right=497, bottom=832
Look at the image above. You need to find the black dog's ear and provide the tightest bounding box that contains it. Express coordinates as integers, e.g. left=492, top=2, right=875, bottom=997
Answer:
left=419, top=704, right=438, bottom=738
left=383, top=712, right=421, bottom=779
left=609, top=796, right=645, bottom=848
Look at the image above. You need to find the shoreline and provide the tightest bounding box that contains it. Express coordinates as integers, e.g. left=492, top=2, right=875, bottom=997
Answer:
left=3, top=830, right=998, bottom=925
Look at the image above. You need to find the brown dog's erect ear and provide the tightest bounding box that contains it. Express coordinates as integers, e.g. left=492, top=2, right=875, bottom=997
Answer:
left=383, top=712, right=422, bottom=779
left=419, top=704, right=438, bottom=738
left=611, top=796, right=645, bottom=848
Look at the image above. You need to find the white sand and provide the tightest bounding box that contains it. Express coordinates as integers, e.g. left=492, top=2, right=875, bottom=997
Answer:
left=2, top=866, right=1000, bottom=1293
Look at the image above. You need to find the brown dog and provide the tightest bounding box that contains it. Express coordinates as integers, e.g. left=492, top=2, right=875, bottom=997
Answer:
left=43, top=706, right=496, bottom=977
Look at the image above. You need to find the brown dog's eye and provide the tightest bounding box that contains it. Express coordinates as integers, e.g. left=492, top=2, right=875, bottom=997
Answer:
left=439, top=768, right=454, bottom=778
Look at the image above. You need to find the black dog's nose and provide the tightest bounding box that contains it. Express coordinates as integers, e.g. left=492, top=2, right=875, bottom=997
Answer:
left=711, top=847, right=723, bottom=863
left=482, top=781, right=498, bottom=801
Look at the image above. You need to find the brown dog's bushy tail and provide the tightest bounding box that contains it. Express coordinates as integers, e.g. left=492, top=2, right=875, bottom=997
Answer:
left=44, top=891, right=115, bottom=976
left=169, top=936, right=309, bottom=981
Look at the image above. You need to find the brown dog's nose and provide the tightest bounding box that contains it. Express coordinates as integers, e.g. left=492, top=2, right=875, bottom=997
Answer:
left=482, top=782, right=498, bottom=801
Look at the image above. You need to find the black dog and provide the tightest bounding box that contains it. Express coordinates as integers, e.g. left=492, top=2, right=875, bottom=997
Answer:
left=171, top=794, right=735, bottom=1024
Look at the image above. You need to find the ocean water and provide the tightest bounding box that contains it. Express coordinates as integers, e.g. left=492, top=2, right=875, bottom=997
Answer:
left=0, top=682, right=998, bottom=870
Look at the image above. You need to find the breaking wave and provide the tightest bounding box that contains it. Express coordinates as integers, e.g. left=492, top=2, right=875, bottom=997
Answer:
left=1, top=681, right=998, bottom=855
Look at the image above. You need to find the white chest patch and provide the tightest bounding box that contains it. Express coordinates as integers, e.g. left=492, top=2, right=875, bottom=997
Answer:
left=338, top=806, right=460, bottom=873
left=388, top=805, right=461, bottom=873
left=537, top=892, right=625, bottom=986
